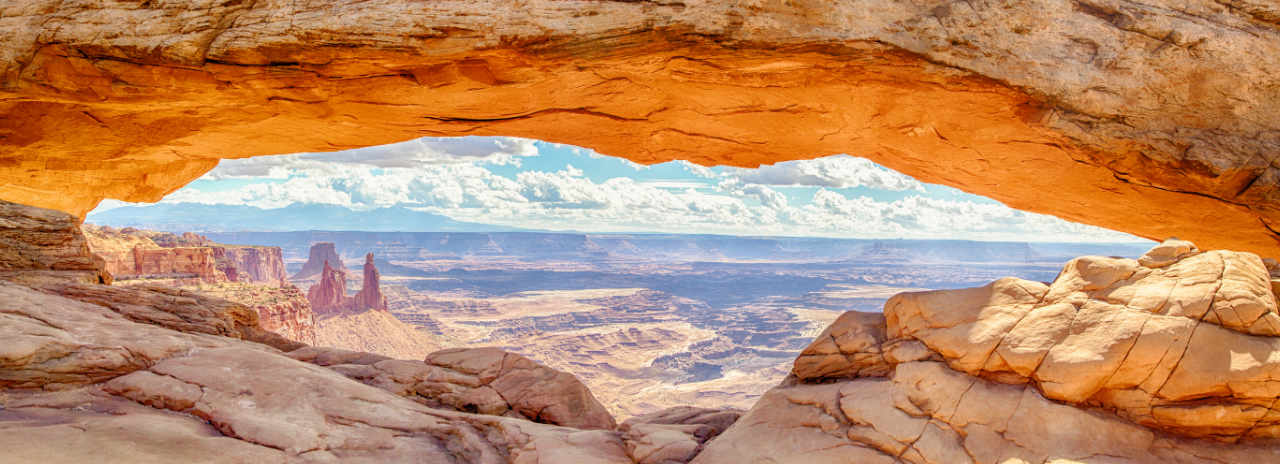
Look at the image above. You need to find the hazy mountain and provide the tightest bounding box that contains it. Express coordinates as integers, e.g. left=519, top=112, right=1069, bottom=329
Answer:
left=88, top=203, right=531, bottom=233
left=197, top=230, right=1153, bottom=266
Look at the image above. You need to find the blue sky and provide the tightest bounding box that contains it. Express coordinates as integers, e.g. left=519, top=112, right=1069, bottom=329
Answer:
left=91, top=137, right=1145, bottom=242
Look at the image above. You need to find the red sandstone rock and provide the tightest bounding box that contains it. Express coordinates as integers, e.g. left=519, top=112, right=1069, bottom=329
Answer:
left=306, top=261, right=349, bottom=315
left=0, top=200, right=109, bottom=284
left=352, top=253, right=388, bottom=312
left=221, top=247, right=287, bottom=284
left=3, top=1, right=1280, bottom=256
left=306, top=251, right=390, bottom=315
left=129, top=247, right=221, bottom=283
left=85, top=225, right=287, bottom=285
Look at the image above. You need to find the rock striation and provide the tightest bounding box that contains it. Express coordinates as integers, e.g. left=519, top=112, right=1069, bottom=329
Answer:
left=0, top=200, right=109, bottom=285
left=197, top=282, right=317, bottom=345
left=84, top=225, right=287, bottom=285
left=218, top=246, right=288, bottom=285
left=0, top=294, right=629, bottom=463
left=697, top=239, right=1280, bottom=462
left=3, top=1, right=1280, bottom=255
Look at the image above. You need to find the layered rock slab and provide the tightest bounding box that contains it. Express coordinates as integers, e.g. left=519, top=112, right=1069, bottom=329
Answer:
left=0, top=200, right=109, bottom=285
left=3, top=1, right=1280, bottom=254
left=695, top=361, right=1280, bottom=464
left=620, top=407, right=742, bottom=464
left=291, top=345, right=617, bottom=431
left=99, top=347, right=632, bottom=463
left=0, top=280, right=277, bottom=390
left=701, top=239, right=1280, bottom=463
left=878, top=240, right=1280, bottom=440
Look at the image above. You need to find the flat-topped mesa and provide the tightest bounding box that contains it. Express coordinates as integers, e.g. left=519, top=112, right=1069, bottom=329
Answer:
left=83, top=225, right=288, bottom=285
left=352, top=253, right=388, bottom=312
left=294, top=243, right=347, bottom=280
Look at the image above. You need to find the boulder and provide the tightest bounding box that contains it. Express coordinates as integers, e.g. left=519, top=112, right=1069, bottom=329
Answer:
left=620, top=407, right=742, bottom=464
left=700, top=239, right=1280, bottom=463
left=290, top=346, right=618, bottom=430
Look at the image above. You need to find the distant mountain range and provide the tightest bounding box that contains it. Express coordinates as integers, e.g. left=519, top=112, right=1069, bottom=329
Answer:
left=89, top=203, right=1153, bottom=267
left=193, top=230, right=1153, bottom=266
left=88, top=203, right=531, bottom=233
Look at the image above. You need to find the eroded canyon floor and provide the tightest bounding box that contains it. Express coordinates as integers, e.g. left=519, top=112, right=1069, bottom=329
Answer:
left=219, top=231, right=1149, bottom=417
left=6, top=200, right=1280, bottom=462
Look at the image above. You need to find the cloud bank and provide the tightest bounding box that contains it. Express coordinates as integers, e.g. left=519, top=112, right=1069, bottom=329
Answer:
left=123, top=137, right=1142, bottom=243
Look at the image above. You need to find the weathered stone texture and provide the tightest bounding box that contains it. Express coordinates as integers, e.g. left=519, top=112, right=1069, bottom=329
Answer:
left=2, top=1, right=1280, bottom=254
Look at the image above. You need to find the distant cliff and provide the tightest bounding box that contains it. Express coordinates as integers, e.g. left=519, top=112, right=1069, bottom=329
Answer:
left=82, top=224, right=310, bottom=345
left=292, top=242, right=346, bottom=280
left=84, top=225, right=287, bottom=284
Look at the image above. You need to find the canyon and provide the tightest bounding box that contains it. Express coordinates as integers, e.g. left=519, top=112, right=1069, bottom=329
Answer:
left=214, top=230, right=1144, bottom=417
left=2, top=1, right=1280, bottom=462
left=297, top=243, right=439, bottom=360
left=7, top=199, right=1280, bottom=462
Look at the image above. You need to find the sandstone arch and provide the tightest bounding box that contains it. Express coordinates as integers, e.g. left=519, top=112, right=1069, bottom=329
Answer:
left=2, top=0, right=1279, bottom=254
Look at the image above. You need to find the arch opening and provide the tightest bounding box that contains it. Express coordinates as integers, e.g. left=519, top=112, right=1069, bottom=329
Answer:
left=82, top=136, right=1152, bottom=416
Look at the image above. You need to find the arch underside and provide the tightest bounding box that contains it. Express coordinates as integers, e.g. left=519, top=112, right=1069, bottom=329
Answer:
left=2, top=0, right=1278, bottom=254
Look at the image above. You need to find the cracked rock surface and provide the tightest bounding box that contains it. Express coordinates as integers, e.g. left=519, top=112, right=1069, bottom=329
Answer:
left=8, top=199, right=1280, bottom=462
left=699, top=239, right=1280, bottom=462
left=289, top=345, right=617, bottom=430
left=620, top=406, right=742, bottom=464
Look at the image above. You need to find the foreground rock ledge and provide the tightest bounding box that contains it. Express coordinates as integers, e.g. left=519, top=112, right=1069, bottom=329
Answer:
left=6, top=200, right=1280, bottom=462
left=696, top=239, right=1280, bottom=463
left=3, top=0, right=1280, bottom=254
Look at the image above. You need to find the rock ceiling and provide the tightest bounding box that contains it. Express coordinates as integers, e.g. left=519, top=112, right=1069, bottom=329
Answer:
left=2, top=0, right=1278, bottom=254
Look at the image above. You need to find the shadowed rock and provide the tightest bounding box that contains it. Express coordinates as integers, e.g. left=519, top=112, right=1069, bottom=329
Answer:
left=621, top=407, right=743, bottom=464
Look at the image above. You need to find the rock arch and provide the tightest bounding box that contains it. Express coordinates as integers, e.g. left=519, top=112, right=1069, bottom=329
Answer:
left=2, top=0, right=1279, bottom=254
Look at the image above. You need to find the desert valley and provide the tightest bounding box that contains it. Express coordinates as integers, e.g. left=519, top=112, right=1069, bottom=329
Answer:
left=82, top=224, right=1149, bottom=417
left=4, top=1, right=1280, bottom=463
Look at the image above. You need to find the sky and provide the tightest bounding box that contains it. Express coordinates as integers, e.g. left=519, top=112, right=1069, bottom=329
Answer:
left=91, top=136, right=1147, bottom=243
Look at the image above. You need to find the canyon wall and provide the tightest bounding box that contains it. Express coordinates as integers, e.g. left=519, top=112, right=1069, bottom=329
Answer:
left=218, top=246, right=288, bottom=285
left=9, top=201, right=1280, bottom=461
left=2, top=0, right=1280, bottom=255
left=84, top=225, right=287, bottom=284
left=127, top=247, right=220, bottom=282
left=82, top=224, right=312, bottom=343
